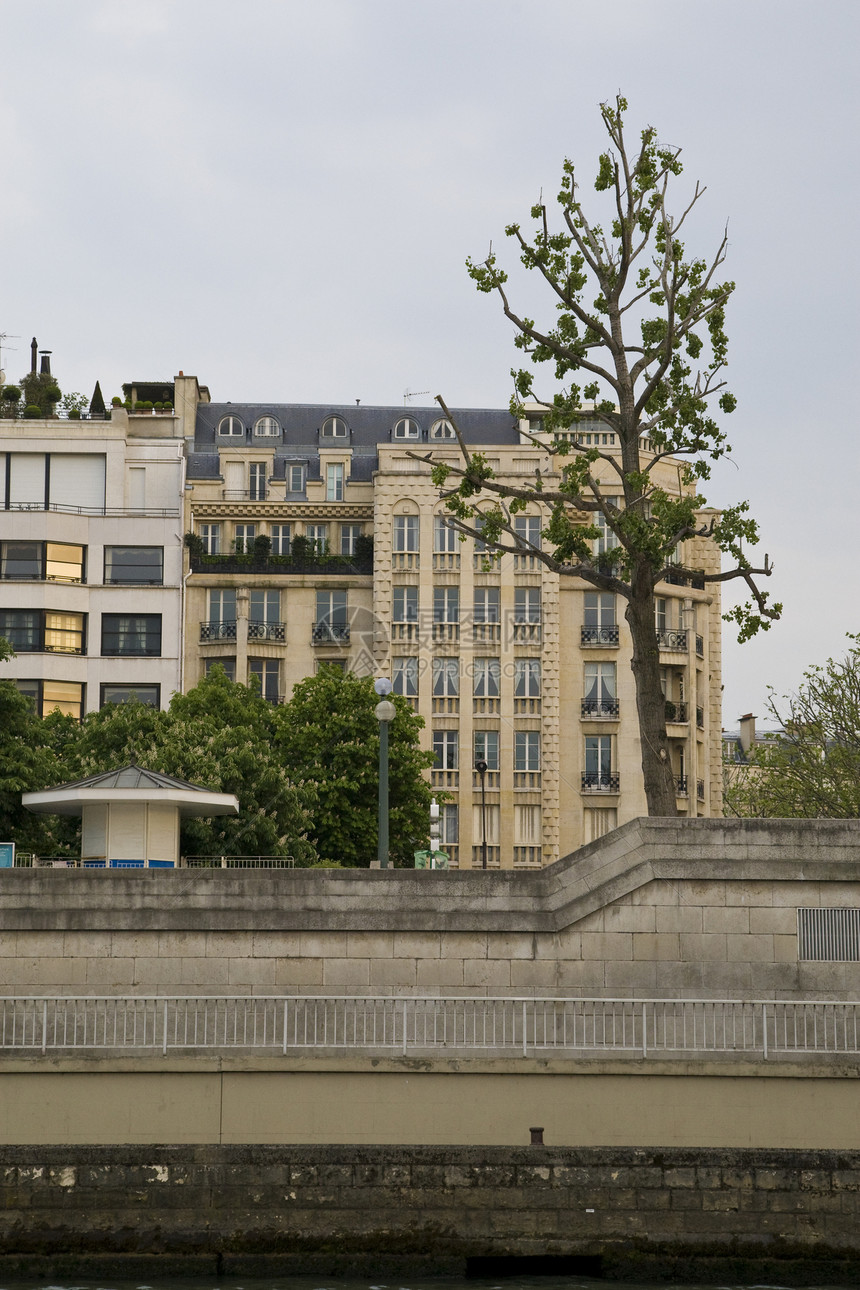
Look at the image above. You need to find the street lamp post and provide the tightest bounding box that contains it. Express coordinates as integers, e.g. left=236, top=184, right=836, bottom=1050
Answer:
left=475, top=759, right=488, bottom=870
left=374, top=678, right=395, bottom=869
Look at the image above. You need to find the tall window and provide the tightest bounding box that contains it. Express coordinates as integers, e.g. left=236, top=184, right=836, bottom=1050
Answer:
left=433, top=730, right=458, bottom=769
left=433, top=586, right=459, bottom=623
left=474, top=729, right=499, bottom=770
left=249, top=463, right=267, bottom=501
left=594, top=499, right=620, bottom=557
left=326, top=462, right=344, bottom=501
left=104, top=547, right=163, bottom=585
left=441, top=803, right=459, bottom=845
left=249, top=657, right=280, bottom=703
left=45, top=612, right=86, bottom=654
left=393, top=515, right=419, bottom=552
left=583, top=592, right=616, bottom=642
left=306, top=523, right=329, bottom=555
left=392, top=657, right=418, bottom=697
left=341, top=524, right=362, bottom=556
left=514, top=515, right=542, bottom=549
left=208, top=589, right=236, bottom=626
left=250, top=590, right=280, bottom=625
left=234, top=523, right=256, bottom=552
left=434, top=515, right=457, bottom=552
left=514, top=731, right=540, bottom=771
left=473, top=657, right=500, bottom=697
left=584, top=662, right=617, bottom=715
left=270, top=524, right=291, bottom=555
left=474, top=587, right=500, bottom=623
left=315, top=589, right=348, bottom=632
left=514, top=658, right=541, bottom=697
left=432, top=658, right=459, bottom=695
left=0, top=610, right=40, bottom=652
left=101, top=614, right=161, bottom=657
left=205, top=658, right=236, bottom=682
left=199, top=523, right=220, bottom=555
left=514, top=587, right=541, bottom=622
left=392, top=586, right=418, bottom=622
left=585, top=735, right=613, bottom=786
left=288, top=464, right=305, bottom=492
left=17, top=679, right=85, bottom=719
left=656, top=598, right=669, bottom=631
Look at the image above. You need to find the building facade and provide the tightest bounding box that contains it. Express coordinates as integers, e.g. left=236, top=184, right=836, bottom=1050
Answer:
left=178, top=386, right=723, bottom=868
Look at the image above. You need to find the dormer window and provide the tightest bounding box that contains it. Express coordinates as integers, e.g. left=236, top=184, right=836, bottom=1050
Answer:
left=218, top=415, right=244, bottom=437
left=394, top=417, right=420, bottom=440
left=254, top=416, right=280, bottom=437
left=321, top=416, right=348, bottom=438
left=430, top=418, right=455, bottom=439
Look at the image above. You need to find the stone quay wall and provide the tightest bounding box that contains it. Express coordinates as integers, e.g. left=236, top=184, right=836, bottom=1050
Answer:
left=2, top=1144, right=860, bottom=1282
left=1, top=818, right=860, bottom=998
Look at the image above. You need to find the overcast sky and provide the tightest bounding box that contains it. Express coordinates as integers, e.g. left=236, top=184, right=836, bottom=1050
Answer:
left=1, top=0, right=857, bottom=729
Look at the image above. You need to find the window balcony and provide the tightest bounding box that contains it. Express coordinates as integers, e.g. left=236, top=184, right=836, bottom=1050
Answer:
left=432, top=622, right=460, bottom=643
left=581, top=698, right=619, bottom=719
left=200, top=620, right=237, bottom=642
left=189, top=553, right=373, bottom=576
left=512, top=622, right=542, bottom=643
left=472, top=845, right=501, bottom=868
left=657, top=628, right=688, bottom=651
left=473, top=696, right=500, bottom=715
left=392, top=552, right=419, bottom=570
left=312, top=623, right=350, bottom=645
left=432, top=552, right=460, bottom=572
left=431, top=768, right=459, bottom=789
left=676, top=777, right=688, bottom=796
left=248, top=621, right=286, bottom=642
left=514, top=697, right=541, bottom=715
left=472, top=622, right=501, bottom=644
left=473, top=553, right=502, bottom=573
left=665, top=701, right=688, bottom=723
left=581, top=772, right=620, bottom=793
left=513, top=846, right=543, bottom=868
left=662, top=566, right=706, bottom=590
left=391, top=622, right=418, bottom=642
left=472, top=768, right=500, bottom=790
left=221, top=489, right=268, bottom=502
left=513, top=554, right=541, bottom=572
left=581, top=625, right=619, bottom=647
left=432, top=696, right=459, bottom=714
left=514, top=771, right=542, bottom=789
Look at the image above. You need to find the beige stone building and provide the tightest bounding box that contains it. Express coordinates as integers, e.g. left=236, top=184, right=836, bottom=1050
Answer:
left=175, top=380, right=722, bottom=869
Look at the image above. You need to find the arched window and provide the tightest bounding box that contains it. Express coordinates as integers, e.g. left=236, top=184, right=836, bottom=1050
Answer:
left=394, top=417, right=419, bottom=440
left=430, top=418, right=455, bottom=439
left=218, top=415, right=244, bottom=437
left=254, top=416, right=280, bottom=437
left=321, top=416, right=348, bottom=438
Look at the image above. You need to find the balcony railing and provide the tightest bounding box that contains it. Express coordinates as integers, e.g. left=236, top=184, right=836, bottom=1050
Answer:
left=662, top=566, right=706, bottom=590
left=248, top=621, right=285, bottom=642
left=311, top=623, right=350, bottom=644
left=512, top=622, right=542, bottom=643
left=676, top=777, right=688, bottom=796
left=513, top=846, right=543, bottom=868
left=581, top=625, right=619, bottom=647
left=472, top=622, right=501, bottom=643
left=190, top=554, right=372, bottom=576
left=472, top=768, right=500, bottom=790
left=581, top=698, right=619, bottom=719
left=222, top=489, right=268, bottom=502
left=665, top=701, right=688, bottom=723
left=431, top=696, right=459, bottom=714
left=432, top=553, right=460, bottom=572
left=657, top=628, right=688, bottom=651
left=514, top=697, right=541, bottom=715
left=432, top=622, right=460, bottom=643
left=391, top=552, right=419, bottom=570
left=200, top=620, right=237, bottom=641
left=391, top=622, right=418, bottom=642
left=581, top=772, right=620, bottom=793
left=514, top=771, right=542, bottom=790
left=471, top=846, right=501, bottom=868
left=431, top=768, right=459, bottom=788
left=473, top=696, right=500, bottom=714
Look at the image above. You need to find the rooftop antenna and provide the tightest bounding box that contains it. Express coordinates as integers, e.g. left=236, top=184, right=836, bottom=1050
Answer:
left=404, top=389, right=430, bottom=406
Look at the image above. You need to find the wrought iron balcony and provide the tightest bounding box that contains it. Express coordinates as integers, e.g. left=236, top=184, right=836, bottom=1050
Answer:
left=248, top=621, right=285, bottom=642
left=657, top=628, right=688, bottom=651
left=665, top=701, right=688, bottom=723
left=200, top=620, right=237, bottom=642
left=581, top=698, right=620, bottom=719
left=311, top=623, right=350, bottom=644
left=581, top=772, right=620, bottom=793
left=662, top=566, right=706, bottom=590
left=676, top=776, right=689, bottom=795
left=581, top=625, right=619, bottom=646
left=189, top=554, right=372, bottom=576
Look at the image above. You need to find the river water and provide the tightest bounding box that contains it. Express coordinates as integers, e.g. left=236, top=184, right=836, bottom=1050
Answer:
left=0, top=1278, right=850, bottom=1290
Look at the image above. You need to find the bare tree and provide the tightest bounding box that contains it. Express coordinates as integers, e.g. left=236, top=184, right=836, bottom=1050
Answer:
left=422, top=96, right=780, bottom=816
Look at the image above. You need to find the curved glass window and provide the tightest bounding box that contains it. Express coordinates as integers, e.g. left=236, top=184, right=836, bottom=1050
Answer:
left=321, top=416, right=348, bottom=438
left=254, top=416, right=280, bottom=436
left=394, top=417, right=419, bottom=439
left=218, top=415, right=244, bottom=436
left=430, top=418, right=455, bottom=439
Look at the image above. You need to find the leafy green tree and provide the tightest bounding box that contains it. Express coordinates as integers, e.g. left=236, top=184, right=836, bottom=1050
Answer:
left=274, top=667, right=435, bottom=866
left=724, top=639, right=860, bottom=819
left=429, top=95, right=780, bottom=817
left=56, top=670, right=318, bottom=861
left=0, top=639, right=67, bottom=852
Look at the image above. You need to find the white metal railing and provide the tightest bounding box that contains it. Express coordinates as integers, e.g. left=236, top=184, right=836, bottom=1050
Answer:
left=0, top=996, right=858, bottom=1060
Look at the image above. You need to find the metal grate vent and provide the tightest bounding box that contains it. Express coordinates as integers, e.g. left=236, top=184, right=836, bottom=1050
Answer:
left=798, top=907, right=860, bottom=961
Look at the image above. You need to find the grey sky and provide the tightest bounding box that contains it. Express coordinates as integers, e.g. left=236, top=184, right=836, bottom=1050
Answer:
left=1, top=0, right=857, bottom=729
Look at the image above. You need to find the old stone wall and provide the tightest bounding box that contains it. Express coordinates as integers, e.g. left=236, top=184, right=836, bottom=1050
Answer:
left=2, top=819, right=859, bottom=998
left=1, top=1144, right=860, bottom=1280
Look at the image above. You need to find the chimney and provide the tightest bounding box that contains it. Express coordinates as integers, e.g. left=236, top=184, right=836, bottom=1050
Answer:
left=30, top=338, right=38, bottom=374
left=738, top=713, right=756, bottom=756
left=39, top=351, right=52, bottom=376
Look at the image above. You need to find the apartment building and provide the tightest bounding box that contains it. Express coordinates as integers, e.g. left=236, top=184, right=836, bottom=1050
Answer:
left=0, top=403, right=185, bottom=715
left=181, top=388, right=723, bottom=868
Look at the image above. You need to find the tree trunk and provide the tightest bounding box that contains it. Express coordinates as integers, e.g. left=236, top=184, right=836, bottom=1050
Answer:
left=626, top=571, right=678, bottom=816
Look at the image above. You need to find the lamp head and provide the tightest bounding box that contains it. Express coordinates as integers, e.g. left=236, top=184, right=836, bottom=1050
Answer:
left=475, top=760, right=488, bottom=775
left=374, top=677, right=393, bottom=697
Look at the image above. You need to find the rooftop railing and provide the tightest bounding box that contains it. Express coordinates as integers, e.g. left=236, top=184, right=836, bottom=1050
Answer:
left=1, top=995, right=857, bottom=1061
